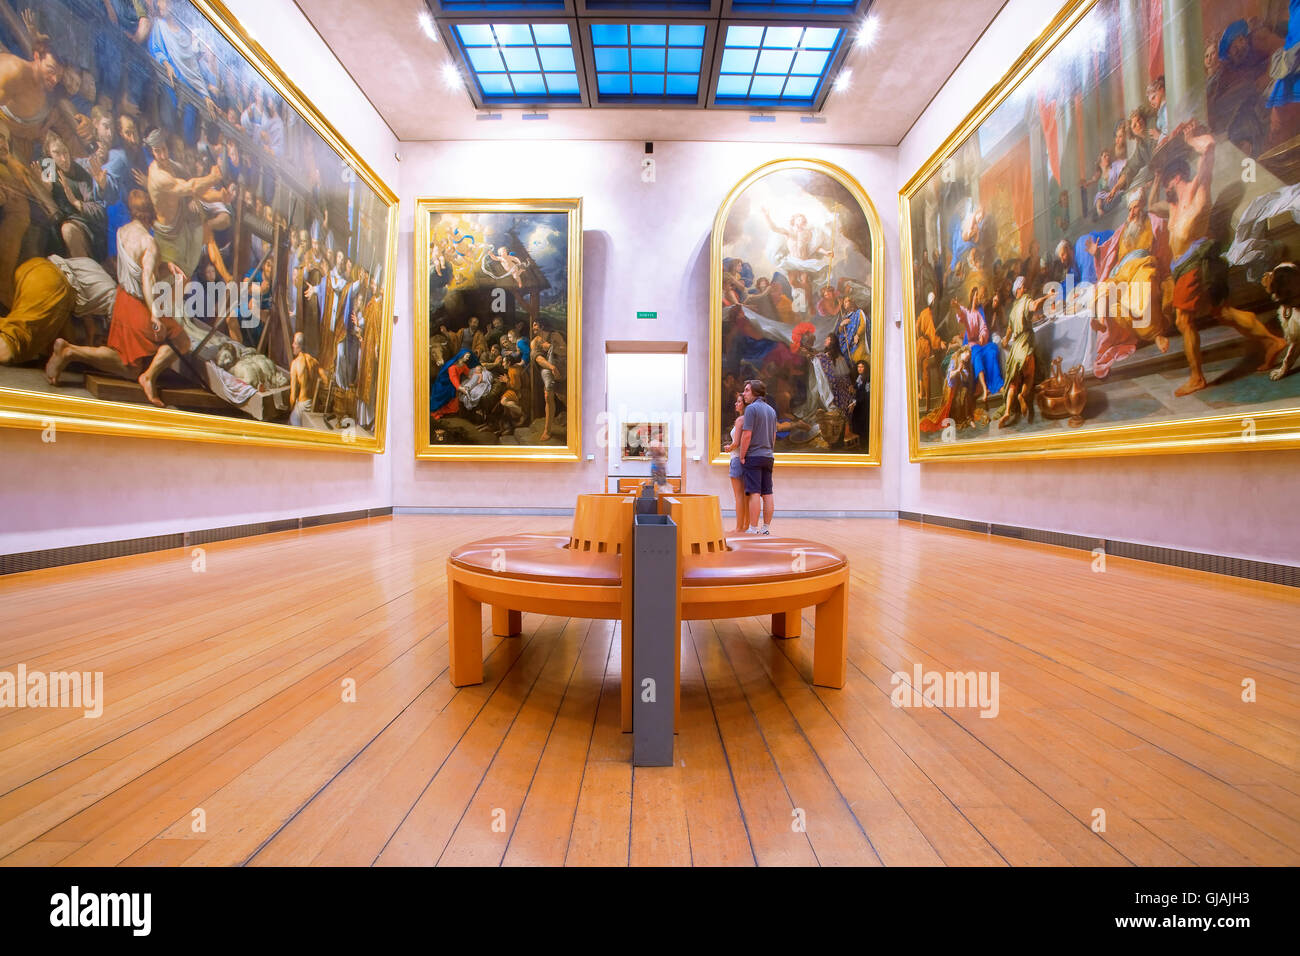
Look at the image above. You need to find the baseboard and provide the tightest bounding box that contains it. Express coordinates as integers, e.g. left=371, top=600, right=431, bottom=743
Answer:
left=721, top=510, right=898, bottom=519
left=0, top=507, right=394, bottom=576
left=394, top=506, right=898, bottom=519
left=394, top=506, right=575, bottom=516
left=898, top=512, right=1299, bottom=588
left=10, top=507, right=1291, bottom=588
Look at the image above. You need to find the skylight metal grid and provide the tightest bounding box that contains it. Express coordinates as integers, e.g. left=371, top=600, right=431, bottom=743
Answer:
left=431, top=0, right=868, bottom=111
left=710, top=23, right=843, bottom=108
left=451, top=21, right=586, bottom=106
left=581, top=21, right=716, bottom=104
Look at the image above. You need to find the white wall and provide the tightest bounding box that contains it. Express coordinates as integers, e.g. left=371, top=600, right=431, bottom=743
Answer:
left=390, top=139, right=901, bottom=514
left=0, top=0, right=400, bottom=555
left=605, top=351, right=686, bottom=483
left=895, top=0, right=1300, bottom=566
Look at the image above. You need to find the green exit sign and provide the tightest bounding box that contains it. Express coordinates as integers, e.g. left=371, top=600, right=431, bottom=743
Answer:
left=636, top=311, right=657, bottom=319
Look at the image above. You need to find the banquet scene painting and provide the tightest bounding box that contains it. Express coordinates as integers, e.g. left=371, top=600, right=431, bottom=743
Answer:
left=417, top=199, right=580, bottom=459
left=904, top=0, right=1300, bottom=457
left=715, top=161, right=880, bottom=463
left=0, top=0, right=395, bottom=447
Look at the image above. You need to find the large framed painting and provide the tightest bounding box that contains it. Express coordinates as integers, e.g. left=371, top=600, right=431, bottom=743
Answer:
left=0, top=0, right=398, bottom=452
left=413, top=197, right=582, bottom=461
left=710, top=159, right=884, bottom=467
left=901, top=0, right=1300, bottom=461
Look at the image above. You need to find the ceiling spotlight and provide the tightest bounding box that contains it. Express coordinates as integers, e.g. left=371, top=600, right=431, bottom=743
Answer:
left=442, top=63, right=463, bottom=89
left=418, top=11, right=439, bottom=42
left=855, top=15, right=880, bottom=48
left=834, top=69, right=852, bottom=92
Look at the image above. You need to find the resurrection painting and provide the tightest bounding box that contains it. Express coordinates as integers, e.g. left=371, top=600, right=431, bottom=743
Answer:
left=711, top=159, right=884, bottom=466
left=902, top=0, right=1300, bottom=460
left=414, top=198, right=581, bottom=460
left=0, top=0, right=398, bottom=450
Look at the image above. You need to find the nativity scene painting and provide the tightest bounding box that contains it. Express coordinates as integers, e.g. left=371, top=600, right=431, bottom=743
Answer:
left=903, top=0, right=1300, bottom=460
left=415, top=199, right=581, bottom=460
left=0, top=0, right=397, bottom=450
left=712, top=160, right=883, bottom=465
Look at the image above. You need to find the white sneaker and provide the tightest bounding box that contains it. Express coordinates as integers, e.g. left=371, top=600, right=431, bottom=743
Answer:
left=759, top=526, right=770, bottom=535
left=745, top=526, right=759, bottom=534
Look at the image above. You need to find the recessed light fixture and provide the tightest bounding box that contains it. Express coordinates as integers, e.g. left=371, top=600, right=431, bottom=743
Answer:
left=418, top=11, right=439, bottom=42
left=442, top=63, right=464, bottom=89
left=834, top=68, right=852, bottom=92
left=855, top=15, right=879, bottom=48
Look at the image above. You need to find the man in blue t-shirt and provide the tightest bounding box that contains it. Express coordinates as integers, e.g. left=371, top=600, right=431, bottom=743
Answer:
left=737, top=379, right=777, bottom=534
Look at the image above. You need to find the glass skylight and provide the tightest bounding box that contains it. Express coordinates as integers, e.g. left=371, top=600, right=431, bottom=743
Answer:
left=452, top=22, right=583, bottom=103
left=713, top=24, right=842, bottom=107
left=590, top=22, right=707, bottom=100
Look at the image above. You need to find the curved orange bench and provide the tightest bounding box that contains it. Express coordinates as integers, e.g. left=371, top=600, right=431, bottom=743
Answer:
left=664, top=495, right=848, bottom=691
left=447, top=496, right=636, bottom=727
left=446, top=494, right=848, bottom=733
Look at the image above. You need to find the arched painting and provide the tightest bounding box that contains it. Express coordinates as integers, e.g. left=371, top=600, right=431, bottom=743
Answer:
left=710, top=159, right=885, bottom=466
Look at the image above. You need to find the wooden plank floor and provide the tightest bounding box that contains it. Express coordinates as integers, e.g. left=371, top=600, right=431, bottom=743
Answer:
left=0, top=515, right=1296, bottom=867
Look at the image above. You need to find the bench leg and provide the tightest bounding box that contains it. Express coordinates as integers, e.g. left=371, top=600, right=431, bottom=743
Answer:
left=620, top=614, right=633, bottom=733
left=492, top=606, right=522, bottom=637
left=674, top=621, right=682, bottom=733
left=812, top=583, right=847, bottom=689
left=449, top=580, right=484, bottom=686
left=772, top=611, right=802, bottom=639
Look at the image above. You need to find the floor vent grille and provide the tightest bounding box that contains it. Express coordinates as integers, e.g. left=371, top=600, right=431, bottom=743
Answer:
left=909, top=513, right=1298, bottom=589
left=2, top=511, right=390, bottom=576
left=0, top=534, right=186, bottom=575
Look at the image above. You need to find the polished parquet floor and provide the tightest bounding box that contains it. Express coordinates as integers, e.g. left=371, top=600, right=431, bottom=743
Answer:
left=0, top=515, right=1297, bottom=866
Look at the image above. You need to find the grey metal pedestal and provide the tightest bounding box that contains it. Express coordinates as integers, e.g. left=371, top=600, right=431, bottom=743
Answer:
left=632, top=513, right=678, bottom=767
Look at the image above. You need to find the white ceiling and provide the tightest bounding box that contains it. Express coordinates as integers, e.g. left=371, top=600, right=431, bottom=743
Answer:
left=291, top=0, right=1008, bottom=145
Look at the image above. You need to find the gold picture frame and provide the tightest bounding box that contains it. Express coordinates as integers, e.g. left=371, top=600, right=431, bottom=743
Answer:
left=899, top=0, right=1300, bottom=462
left=709, top=159, right=885, bottom=467
left=413, top=197, right=582, bottom=461
left=0, top=0, right=400, bottom=454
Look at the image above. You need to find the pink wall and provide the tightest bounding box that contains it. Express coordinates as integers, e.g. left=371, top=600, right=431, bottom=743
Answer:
left=390, top=139, right=903, bottom=513
left=896, top=0, right=1300, bottom=566
left=0, top=0, right=399, bottom=555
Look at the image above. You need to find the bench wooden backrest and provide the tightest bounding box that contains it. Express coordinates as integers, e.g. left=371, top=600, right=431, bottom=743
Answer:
left=570, top=494, right=636, bottom=554
left=662, top=495, right=729, bottom=557
left=614, top=477, right=684, bottom=494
